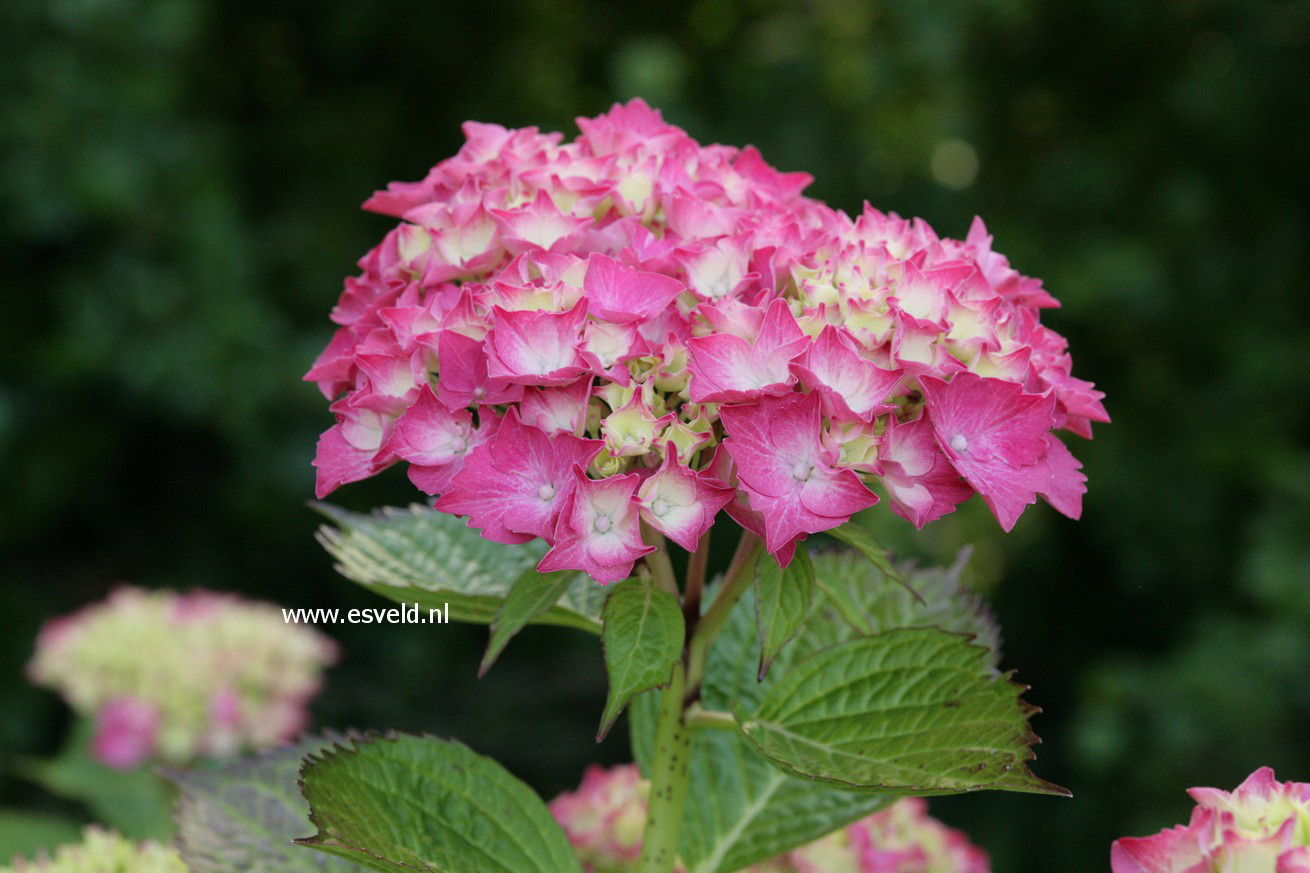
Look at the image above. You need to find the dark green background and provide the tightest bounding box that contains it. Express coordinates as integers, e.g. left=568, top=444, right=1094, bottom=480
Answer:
left=2, top=0, right=1308, bottom=869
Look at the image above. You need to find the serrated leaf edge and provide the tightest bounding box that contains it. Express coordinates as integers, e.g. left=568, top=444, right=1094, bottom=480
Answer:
left=294, top=730, right=579, bottom=873
left=730, top=628, right=1069, bottom=797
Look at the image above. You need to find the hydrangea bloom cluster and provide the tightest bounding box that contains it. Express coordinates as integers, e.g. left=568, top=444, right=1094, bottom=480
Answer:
left=0, top=828, right=185, bottom=873
left=772, top=798, right=990, bottom=873
left=308, top=99, right=1107, bottom=579
left=549, top=764, right=989, bottom=873
left=28, top=587, right=338, bottom=769
left=1112, top=767, right=1310, bottom=872
left=548, top=764, right=652, bottom=872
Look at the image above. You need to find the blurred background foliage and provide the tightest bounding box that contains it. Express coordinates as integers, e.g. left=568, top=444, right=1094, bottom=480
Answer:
left=1, top=0, right=1308, bottom=868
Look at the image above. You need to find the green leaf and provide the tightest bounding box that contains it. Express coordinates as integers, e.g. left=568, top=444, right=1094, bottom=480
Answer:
left=297, top=733, right=581, bottom=873
left=314, top=503, right=605, bottom=633
left=809, top=547, right=1001, bottom=665
left=630, top=549, right=1014, bottom=871
left=168, top=733, right=369, bottom=873
left=631, top=585, right=891, bottom=873
left=737, top=627, right=1067, bottom=796
left=825, top=523, right=914, bottom=601
left=16, top=720, right=174, bottom=840
left=480, top=570, right=581, bottom=676
left=754, top=546, right=814, bottom=679
left=0, top=811, right=84, bottom=861
left=599, top=577, right=685, bottom=740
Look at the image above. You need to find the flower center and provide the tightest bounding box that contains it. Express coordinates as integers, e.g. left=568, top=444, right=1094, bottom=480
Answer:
left=949, top=433, right=969, bottom=452
left=449, top=435, right=468, bottom=453
left=791, top=461, right=813, bottom=481
left=651, top=498, right=670, bottom=517
left=593, top=515, right=612, bottom=534
left=537, top=483, right=556, bottom=501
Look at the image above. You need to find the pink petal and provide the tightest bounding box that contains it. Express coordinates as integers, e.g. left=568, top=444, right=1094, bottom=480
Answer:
left=435, top=410, right=601, bottom=543
left=636, top=448, right=735, bottom=551
left=687, top=299, right=806, bottom=403
left=92, top=698, right=159, bottom=770
left=486, top=301, right=589, bottom=385
left=435, top=329, right=524, bottom=409
left=792, top=325, right=903, bottom=422
left=539, top=467, right=653, bottom=583
left=583, top=254, right=686, bottom=323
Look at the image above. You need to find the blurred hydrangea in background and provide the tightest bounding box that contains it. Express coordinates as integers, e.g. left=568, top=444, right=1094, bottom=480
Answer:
left=0, top=827, right=184, bottom=873
left=28, top=587, right=337, bottom=768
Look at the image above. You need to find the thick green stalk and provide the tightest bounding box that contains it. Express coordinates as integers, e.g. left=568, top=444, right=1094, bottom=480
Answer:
left=638, top=662, right=691, bottom=873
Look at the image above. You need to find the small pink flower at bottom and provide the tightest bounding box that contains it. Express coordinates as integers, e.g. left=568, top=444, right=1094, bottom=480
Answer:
left=91, top=697, right=160, bottom=770
left=550, top=764, right=654, bottom=873
left=539, top=467, right=655, bottom=584
left=549, top=765, right=988, bottom=873
left=1112, top=767, right=1310, bottom=873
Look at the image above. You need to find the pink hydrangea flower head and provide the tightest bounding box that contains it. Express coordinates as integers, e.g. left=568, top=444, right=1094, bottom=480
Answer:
left=309, top=100, right=1107, bottom=577
left=1112, top=767, right=1310, bottom=873
left=28, top=587, right=337, bottom=766
left=550, top=764, right=663, bottom=873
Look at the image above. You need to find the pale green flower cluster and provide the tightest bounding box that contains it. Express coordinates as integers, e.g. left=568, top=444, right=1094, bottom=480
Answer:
left=28, top=587, right=338, bottom=765
left=0, top=828, right=184, bottom=873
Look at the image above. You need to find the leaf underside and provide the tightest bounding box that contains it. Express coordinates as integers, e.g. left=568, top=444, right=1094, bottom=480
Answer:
left=168, top=732, right=370, bottom=873
left=314, top=503, right=604, bottom=633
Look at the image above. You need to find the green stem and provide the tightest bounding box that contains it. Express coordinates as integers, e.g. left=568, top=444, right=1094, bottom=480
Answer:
left=685, top=531, right=762, bottom=696
left=685, top=703, right=737, bottom=731
left=642, top=524, right=679, bottom=597
left=638, top=662, right=691, bottom=873
left=683, top=529, right=711, bottom=622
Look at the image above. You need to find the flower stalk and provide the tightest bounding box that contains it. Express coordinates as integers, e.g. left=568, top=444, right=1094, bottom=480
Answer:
left=637, top=529, right=762, bottom=873
left=685, top=532, right=762, bottom=697
left=637, top=662, right=690, bottom=873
